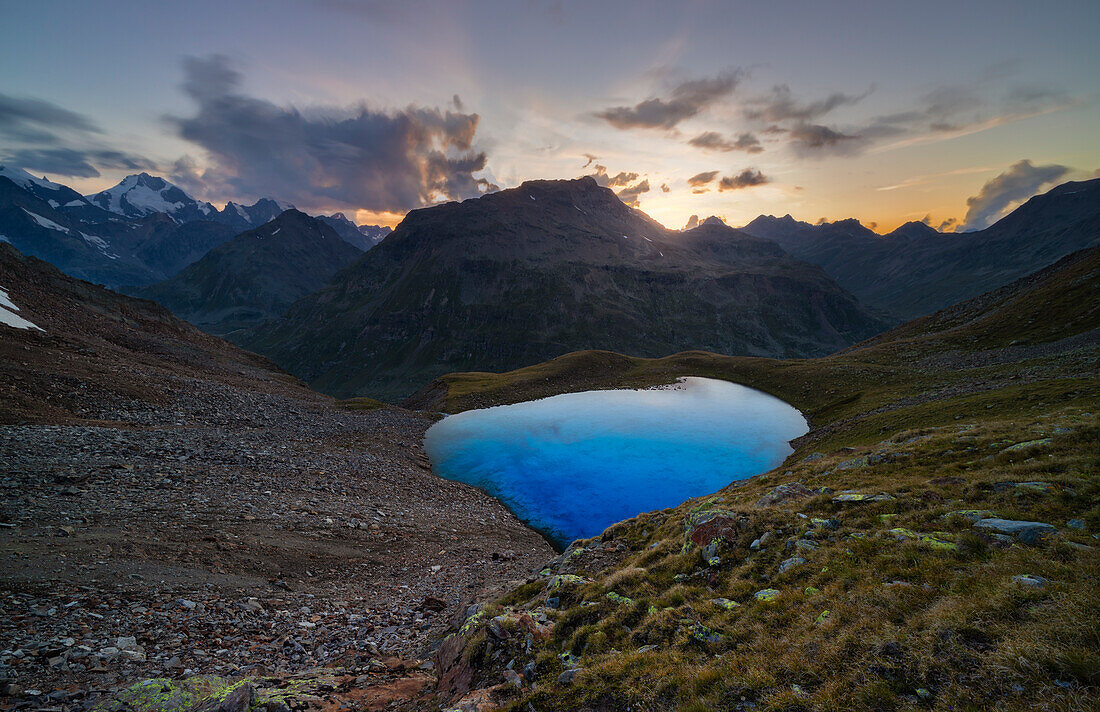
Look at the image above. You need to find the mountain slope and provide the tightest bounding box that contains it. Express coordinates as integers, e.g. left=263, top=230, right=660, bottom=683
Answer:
left=135, top=209, right=362, bottom=335
left=0, top=176, right=162, bottom=287
left=243, top=177, right=888, bottom=400
left=413, top=246, right=1099, bottom=712
left=740, top=179, right=1100, bottom=320
left=0, top=241, right=307, bottom=424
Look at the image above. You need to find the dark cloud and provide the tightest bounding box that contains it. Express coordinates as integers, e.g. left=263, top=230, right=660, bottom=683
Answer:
left=0, top=92, right=100, bottom=144
left=687, top=170, right=719, bottom=187
left=717, top=168, right=768, bottom=191
left=595, top=71, right=742, bottom=130
left=937, top=217, right=958, bottom=232
left=788, top=123, right=861, bottom=155
left=744, top=85, right=870, bottom=123
left=2, top=147, right=156, bottom=178
left=582, top=153, right=599, bottom=168
left=659, top=183, right=670, bottom=193
left=615, top=179, right=650, bottom=207
left=961, top=159, right=1070, bottom=230
left=688, top=131, right=763, bottom=153
left=168, top=55, right=494, bottom=212
left=683, top=214, right=700, bottom=230
left=692, top=188, right=709, bottom=194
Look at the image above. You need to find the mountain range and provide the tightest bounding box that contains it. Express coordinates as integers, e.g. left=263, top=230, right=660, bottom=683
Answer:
left=739, top=178, right=1100, bottom=320
left=133, top=209, right=363, bottom=335
left=0, top=167, right=387, bottom=289
left=241, top=177, right=889, bottom=399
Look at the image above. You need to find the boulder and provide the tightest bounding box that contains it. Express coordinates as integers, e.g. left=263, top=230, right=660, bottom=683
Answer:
left=975, top=518, right=1057, bottom=545
left=754, top=482, right=813, bottom=508
left=779, top=556, right=807, bottom=574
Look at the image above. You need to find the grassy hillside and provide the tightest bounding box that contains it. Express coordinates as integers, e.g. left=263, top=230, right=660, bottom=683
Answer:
left=417, top=247, right=1100, bottom=711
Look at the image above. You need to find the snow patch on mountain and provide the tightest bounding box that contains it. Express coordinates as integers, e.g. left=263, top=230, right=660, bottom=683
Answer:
left=23, top=209, right=71, bottom=234
left=0, top=285, right=44, bottom=331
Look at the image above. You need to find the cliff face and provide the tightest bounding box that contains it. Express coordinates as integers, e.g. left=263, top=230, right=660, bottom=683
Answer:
left=243, top=178, right=888, bottom=400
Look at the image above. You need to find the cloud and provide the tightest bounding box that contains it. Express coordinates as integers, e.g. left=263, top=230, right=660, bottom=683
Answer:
left=595, top=70, right=742, bottom=130
left=717, top=168, right=768, bottom=191
left=937, top=217, right=958, bottom=232
left=744, top=84, right=871, bottom=123
left=659, top=183, right=670, bottom=193
left=960, top=159, right=1070, bottom=230
left=615, top=179, right=650, bottom=207
left=688, top=131, right=763, bottom=153
left=0, top=92, right=100, bottom=144
left=608, top=171, right=639, bottom=187
left=788, top=123, right=861, bottom=155
left=587, top=164, right=641, bottom=188
left=168, top=55, right=495, bottom=212
left=2, top=147, right=157, bottom=178
left=582, top=153, right=599, bottom=168
left=687, top=170, right=719, bottom=187
left=683, top=214, right=700, bottom=230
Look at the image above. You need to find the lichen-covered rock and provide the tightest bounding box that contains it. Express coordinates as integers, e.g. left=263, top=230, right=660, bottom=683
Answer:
left=95, top=677, right=231, bottom=712
left=975, top=518, right=1057, bottom=545
left=711, top=597, right=740, bottom=610
left=779, top=556, right=807, bottom=573
left=833, top=492, right=894, bottom=503
left=754, top=482, right=813, bottom=508
left=887, top=527, right=957, bottom=550
left=546, top=574, right=589, bottom=592
left=688, top=622, right=723, bottom=643
left=943, top=509, right=997, bottom=523
left=195, top=681, right=254, bottom=712
left=684, top=509, right=745, bottom=549
left=754, top=588, right=781, bottom=602
left=1001, top=438, right=1053, bottom=453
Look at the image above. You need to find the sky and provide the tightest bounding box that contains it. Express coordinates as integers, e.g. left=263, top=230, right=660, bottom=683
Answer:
left=1, top=0, right=1097, bottom=231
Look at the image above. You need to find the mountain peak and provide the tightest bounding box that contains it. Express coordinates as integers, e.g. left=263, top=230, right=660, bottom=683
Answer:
left=886, top=221, right=940, bottom=239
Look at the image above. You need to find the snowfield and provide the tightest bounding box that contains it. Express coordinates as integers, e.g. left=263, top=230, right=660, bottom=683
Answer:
left=0, top=285, right=44, bottom=331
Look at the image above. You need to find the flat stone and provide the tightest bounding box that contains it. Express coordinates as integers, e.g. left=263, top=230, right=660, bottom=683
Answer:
left=1001, top=438, right=1052, bottom=453
left=779, top=556, right=806, bottom=574
left=975, top=518, right=1057, bottom=545
left=755, top=482, right=813, bottom=508
left=1012, top=574, right=1047, bottom=587
left=833, top=492, right=894, bottom=503
left=754, top=588, right=781, bottom=602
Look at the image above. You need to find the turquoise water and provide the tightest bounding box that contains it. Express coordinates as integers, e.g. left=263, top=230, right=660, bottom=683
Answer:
left=423, top=377, right=808, bottom=548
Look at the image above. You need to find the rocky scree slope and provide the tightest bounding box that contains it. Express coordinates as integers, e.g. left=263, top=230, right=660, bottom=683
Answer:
left=243, top=177, right=888, bottom=401
left=0, top=242, right=555, bottom=711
